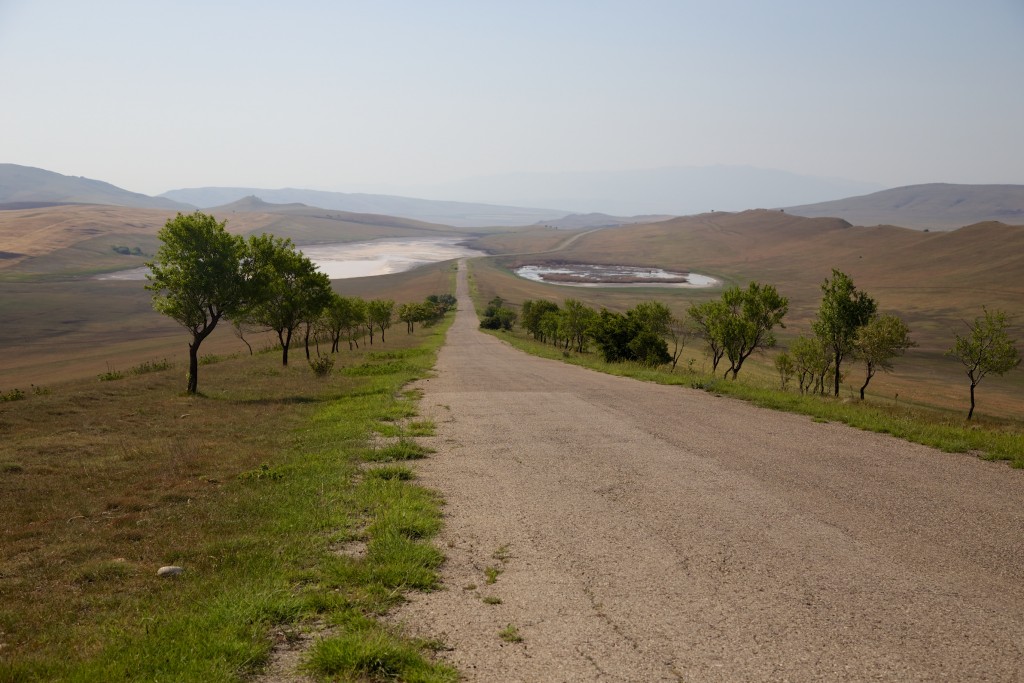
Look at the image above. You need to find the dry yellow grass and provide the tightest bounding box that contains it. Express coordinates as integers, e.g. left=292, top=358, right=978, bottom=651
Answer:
left=468, top=211, right=1024, bottom=419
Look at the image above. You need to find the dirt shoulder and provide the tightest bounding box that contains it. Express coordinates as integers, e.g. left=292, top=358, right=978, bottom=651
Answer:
left=394, top=260, right=1024, bottom=681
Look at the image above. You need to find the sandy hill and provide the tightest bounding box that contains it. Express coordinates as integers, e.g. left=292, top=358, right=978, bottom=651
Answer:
left=0, top=164, right=191, bottom=211
left=785, top=183, right=1024, bottom=230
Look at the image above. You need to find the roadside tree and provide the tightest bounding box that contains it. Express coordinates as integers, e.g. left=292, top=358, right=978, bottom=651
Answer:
left=146, top=211, right=251, bottom=394
left=947, top=307, right=1021, bottom=420
left=719, top=282, right=788, bottom=379
left=244, top=235, right=332, bottom=366
left=688, top=299, right=729, bottom=373
left=811, top=269, right=877, bottom=396
left=790, top=335, right=832, bottom=395
left=368, top=299, right=395, bottom=343
left=853, top=314, right=915, bottom=400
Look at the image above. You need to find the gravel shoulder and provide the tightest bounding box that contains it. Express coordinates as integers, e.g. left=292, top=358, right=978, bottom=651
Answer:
left=394, top=260, right=1024, bottom=681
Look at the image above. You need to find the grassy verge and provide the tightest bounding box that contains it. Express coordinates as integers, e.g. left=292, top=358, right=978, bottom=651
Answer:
left=486, top=328, right=1024, bottom=469
left=0, top=318, right=457, bottom=681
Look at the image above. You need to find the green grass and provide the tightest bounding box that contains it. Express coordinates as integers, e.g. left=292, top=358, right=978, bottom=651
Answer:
left=487, top=328, right=1024, bottom=468
left=0, top=313, right=457, bottom=681
left=498, top=624, right=523, bottom=643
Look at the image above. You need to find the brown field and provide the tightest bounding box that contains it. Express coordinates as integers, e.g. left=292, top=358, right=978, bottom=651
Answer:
left=468, top=211, right=1024, bottom=420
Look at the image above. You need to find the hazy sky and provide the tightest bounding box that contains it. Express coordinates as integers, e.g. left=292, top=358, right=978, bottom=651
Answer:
left=1, top=0, right=1022, bottom=197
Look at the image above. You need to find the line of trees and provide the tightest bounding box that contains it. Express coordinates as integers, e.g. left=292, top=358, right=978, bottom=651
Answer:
left=146, top=211, right=455, bottom=394
left=494, top=267, right=1019, bottom=419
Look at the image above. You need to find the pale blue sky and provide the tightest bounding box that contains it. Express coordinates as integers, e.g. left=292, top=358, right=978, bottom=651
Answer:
left=1, top=0, right=1022, bottom=197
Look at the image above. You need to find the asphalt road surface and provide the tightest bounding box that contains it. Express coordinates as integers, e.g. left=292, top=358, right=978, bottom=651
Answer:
left=395, top=261, right=1024, bottom=682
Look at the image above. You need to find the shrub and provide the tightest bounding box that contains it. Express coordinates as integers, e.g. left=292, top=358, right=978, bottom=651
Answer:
left=309, top=355, right=335, bottom=377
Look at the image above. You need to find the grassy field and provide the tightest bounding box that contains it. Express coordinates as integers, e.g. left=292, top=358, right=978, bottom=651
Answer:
left=0, top=307, right=458, bottom=680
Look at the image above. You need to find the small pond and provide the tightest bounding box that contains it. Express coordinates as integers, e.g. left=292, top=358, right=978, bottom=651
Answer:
left=514, top=264, right=719, bottom=288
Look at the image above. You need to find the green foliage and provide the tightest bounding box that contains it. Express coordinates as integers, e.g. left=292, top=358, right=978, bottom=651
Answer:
left=238, top=463, right=286, bottom=480
left=948, top=307, right=1021, bottom=419
left=243, top=234, right=333, bottom=366
left=363, top=440, right=435, bottom=462
left=367, top=298, right=396, bottom=342
left=790, top=334, right=833, bottom=395
left=520, top=298, right=560, bottom=342
left=688, top=299, right=730, bottom=372
left=812, top=269, right=877, bottom=396
left=146, top=211, right=252, bottom=393
left=774, top=352, right=794, bottom=390
left=591, top=306, right=671, bottom=366
left=498, top=624, right=523, bottom=643
left=690, top=282, right=788, bottom=378
left=307, top=622, right=457, bottom=681
left=854, top=314, right=915, bottom=399
left=1, top=387, right=26, bottom=401
left=479, top=296, right=518, bottom=330
left=309, top=354, right=335, bottom=377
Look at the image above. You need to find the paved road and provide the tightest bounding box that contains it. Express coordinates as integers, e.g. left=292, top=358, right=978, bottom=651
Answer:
left=395, top=261, right=1024, bottom=681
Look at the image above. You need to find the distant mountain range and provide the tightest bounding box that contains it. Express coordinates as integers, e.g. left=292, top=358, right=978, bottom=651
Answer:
left=785, top=184, right=1024, bottom=230
left=0, top=164, right=189, bottom=211
left=2, top=163, right=1021, bottom=231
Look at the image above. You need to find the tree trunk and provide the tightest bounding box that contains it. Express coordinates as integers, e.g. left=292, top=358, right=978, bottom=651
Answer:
left=304, top=323, right=311, bottom=360
left=279, top=328, right=293, bottom=366
left=833, top=351, right=842, bottom=397
left=860, top=364, right=874, bottom=400
left=968, top=382, right=976, bottom=420
left=187, top=341, right=199, bottom=394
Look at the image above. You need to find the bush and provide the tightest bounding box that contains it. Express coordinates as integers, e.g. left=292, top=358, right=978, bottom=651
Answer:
left=309, top=355, right=335, bottom=377
left=1, top=388, right=26, bottom=402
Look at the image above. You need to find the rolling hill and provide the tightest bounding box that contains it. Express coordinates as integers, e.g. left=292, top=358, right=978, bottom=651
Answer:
left=0, top=164, right=191, bottom=211
left=0, top=199, right=468, bottom=278
left=785, top=184, right=1024, bottom=230
left=161, top=186, right=569, bottom=228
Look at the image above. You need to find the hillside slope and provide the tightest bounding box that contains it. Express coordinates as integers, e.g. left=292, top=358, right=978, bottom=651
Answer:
left=0, top=201, right=466, bottom=277
left=0, top=164, right=191, bottom=211
left=785, top=183, right=1024, bottom=230
left=162, top=186, right=569, bottom=228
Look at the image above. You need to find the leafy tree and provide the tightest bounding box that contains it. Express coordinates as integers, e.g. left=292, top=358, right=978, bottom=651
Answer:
left=775, top=352, right=794, bottom=390
left=812, top=269, right=877, bottom=396
left=479, top=297, right=518, bottom=330
left=146, top=211, right=250, bottom=394
left=719, top=282, right=788, bottom=379
left=521, top=299, right=560, bottom=342
left=398, top=302, right=419, bottom=334
left=591, top=304, right=671, bottom=366
left=244, top=234, right=332, bottom=366
left=948, top=308, right=1021, bottom=420
left=689, top=283, right=787, bottom=379
left=559, top=299, right=597, bottom=352
left=853, top=314, right=915, bottom=400
left=790, top=335, right=832, bottom=395
left=367, top=299, right=395, bottom=343
left=688, top=299, right=729, bottom=373
left=323, top=294, right=364, bottom=352
left=666, top=313, right=691, bottom=372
